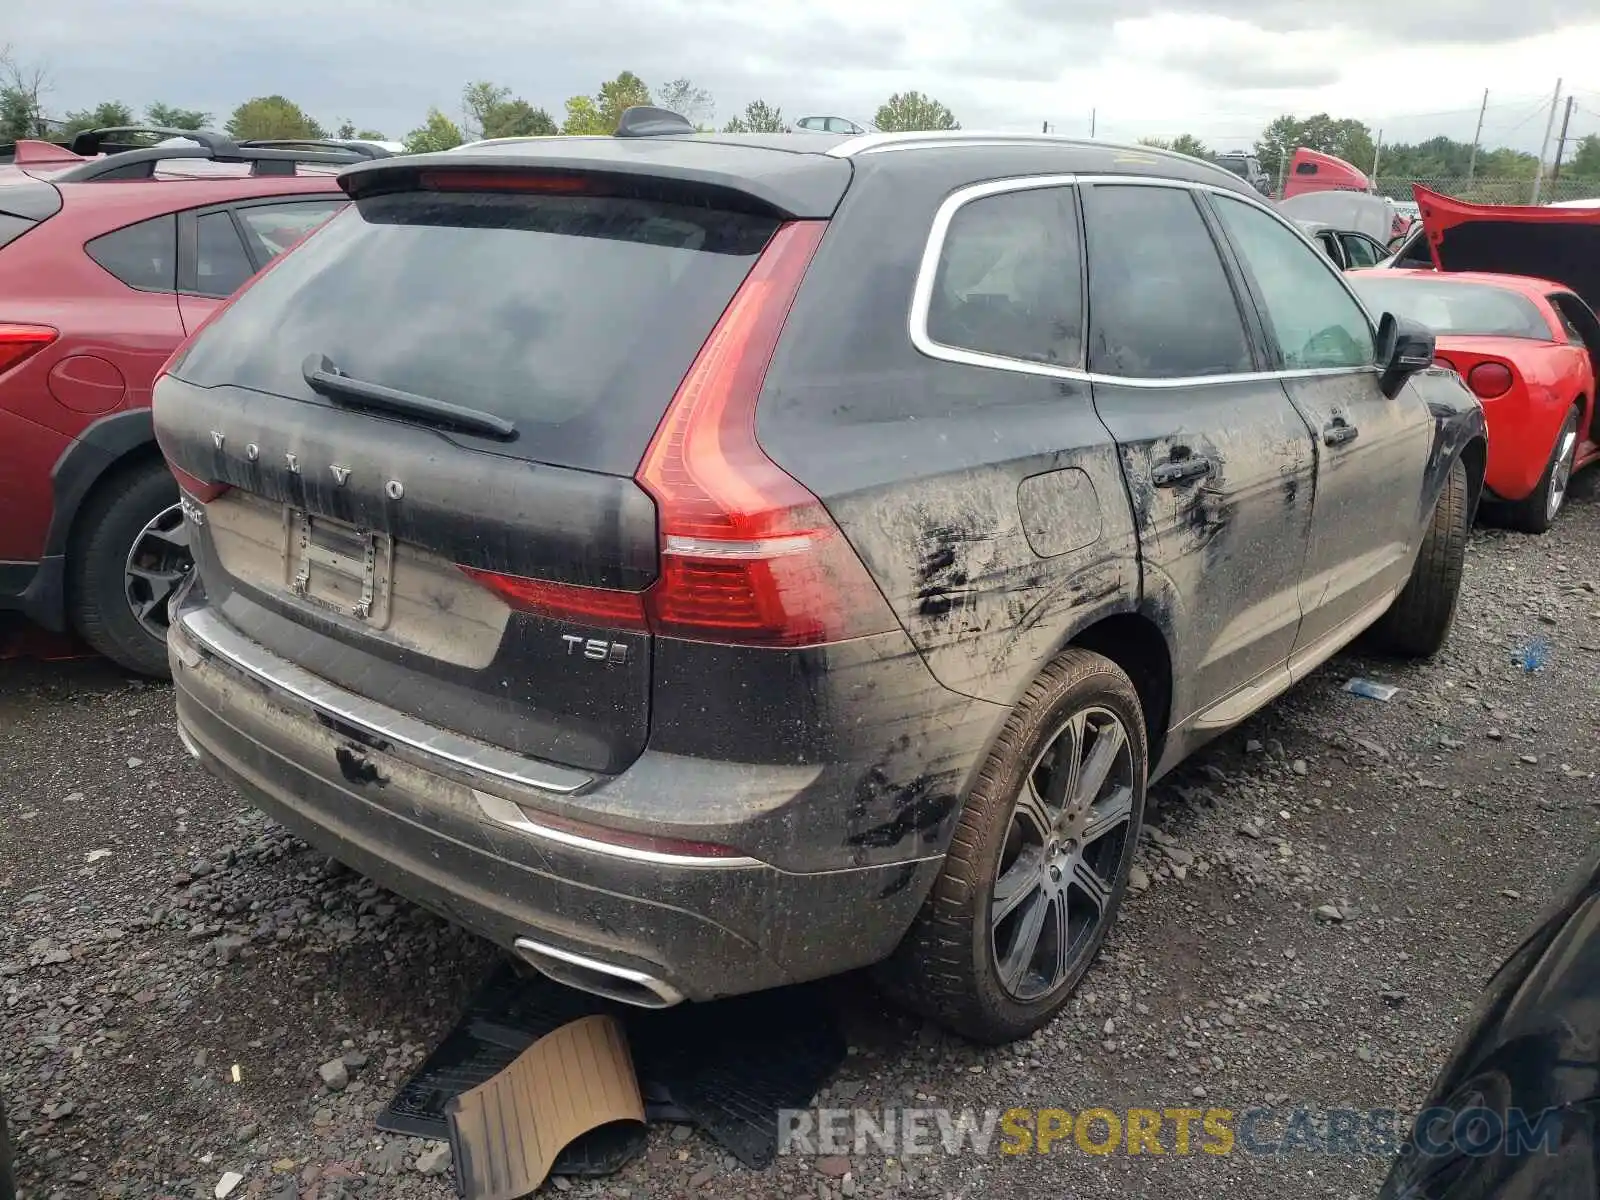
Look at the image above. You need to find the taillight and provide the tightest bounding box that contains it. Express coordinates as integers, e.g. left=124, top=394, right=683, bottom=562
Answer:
left=419, top=170, right=591, bottom=193
left=169, top=466, right=228, bottom=503
left=0, top=323, right=58, bottom=376
left=1466, top=361, right=1513, bottom=400
left=636, top=220, right=896, bottom=647
left=459, top=219, right=899, bottom=649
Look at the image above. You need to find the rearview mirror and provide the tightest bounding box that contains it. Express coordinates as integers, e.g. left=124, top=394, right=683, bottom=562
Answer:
left=1375, top=312, right=1435, bottom=398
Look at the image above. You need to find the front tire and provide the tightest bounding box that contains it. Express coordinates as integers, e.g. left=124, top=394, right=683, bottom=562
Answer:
left=1504, top=406, right=1580, bottom=534
left=1370, top=455, right=1469, bottom=659
left=69, top=460, right=191, bottom=678
left=881, top=649, right=1147, bottom=1044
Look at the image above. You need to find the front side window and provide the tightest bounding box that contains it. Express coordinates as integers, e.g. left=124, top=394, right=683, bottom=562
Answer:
left=194, top=211, right=254, bottom=297
left=925, top=185, right=1083, bottom=368
left=1081, top=184, right=1253, bottom=379
left=1211, top=194, right=1375, bottom=369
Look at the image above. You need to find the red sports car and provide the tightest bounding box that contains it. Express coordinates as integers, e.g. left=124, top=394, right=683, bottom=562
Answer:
left=0, top=128, right=376, bottom=674
left=1347, top=268, right=1599, bottom=532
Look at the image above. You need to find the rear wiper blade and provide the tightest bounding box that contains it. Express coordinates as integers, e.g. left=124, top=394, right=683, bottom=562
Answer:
left=301, top=354, right=517, bottom=441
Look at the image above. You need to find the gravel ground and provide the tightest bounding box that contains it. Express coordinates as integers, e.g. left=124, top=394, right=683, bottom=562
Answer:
left=3, top=478, right=1598, bottom=1200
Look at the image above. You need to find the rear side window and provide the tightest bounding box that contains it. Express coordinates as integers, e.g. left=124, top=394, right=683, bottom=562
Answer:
left=86, top=214, right=177, bottom=291
left=0, top=212, right=32, bottom=251
left=1081, top=184, right=1253, bottom=379
left=172, top=189, right=780, bottom=474
left=925, top=186, right=1083, bottom=368
left=1348, top=277, right=1551, bottom=340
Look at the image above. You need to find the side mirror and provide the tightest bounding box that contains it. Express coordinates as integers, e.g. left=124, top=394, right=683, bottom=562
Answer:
left=1375, top=312, right=1435, bottom=398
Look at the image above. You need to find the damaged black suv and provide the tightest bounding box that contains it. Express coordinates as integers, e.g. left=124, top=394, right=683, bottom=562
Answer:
left=155, top=110, right=1486, bottom=1043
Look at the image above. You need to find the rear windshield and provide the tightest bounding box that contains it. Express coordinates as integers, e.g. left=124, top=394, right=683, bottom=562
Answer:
left=173, top=188, right=780, bottom=473
left=1349, top=276, right=1553, bottom=340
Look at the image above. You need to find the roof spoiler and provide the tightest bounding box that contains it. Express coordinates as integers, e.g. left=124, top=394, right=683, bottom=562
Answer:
left=10, top=139, right=88, bottom=166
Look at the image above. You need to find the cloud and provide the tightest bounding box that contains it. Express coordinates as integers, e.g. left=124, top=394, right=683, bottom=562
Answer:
left=1116, top=16, right=1345, bottom=91
left=7, top=0, right=1599, bottom=152
left=1002, top=0, right=1576, bottom=43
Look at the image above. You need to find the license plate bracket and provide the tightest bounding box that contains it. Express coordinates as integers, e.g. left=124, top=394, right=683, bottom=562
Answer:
left=282, top=509, right=394, bottom=627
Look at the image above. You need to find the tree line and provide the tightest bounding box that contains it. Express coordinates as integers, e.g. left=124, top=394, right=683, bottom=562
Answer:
left=1140, top=112, right=1600, bottom=181
left=1, top=48, right=959, bottom=152
left=7, top=42, right=1591, bottom=180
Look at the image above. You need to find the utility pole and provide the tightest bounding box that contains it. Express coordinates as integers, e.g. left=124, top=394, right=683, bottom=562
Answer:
left=1466, top=88, right=1488, bottom=184
left=1089, top=109, right=1096, bottom=138
left=1372, top=129, right=1383, bottom=179
left=1551, top=95, right=1575, bottom=185
left=1531, top=78, right=1561, bottom=205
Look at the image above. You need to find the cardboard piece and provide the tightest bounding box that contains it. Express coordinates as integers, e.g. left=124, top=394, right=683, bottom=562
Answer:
left=447, top=1014, right=645, bottom=1200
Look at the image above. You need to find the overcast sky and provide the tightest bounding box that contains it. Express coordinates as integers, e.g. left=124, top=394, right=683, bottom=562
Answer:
left=11, top=1, right=1600, bottom=154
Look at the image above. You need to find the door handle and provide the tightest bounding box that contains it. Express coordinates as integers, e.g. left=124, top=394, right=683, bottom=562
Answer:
left=1151, top=452, right=1214, bottom=487
left=1323, top=417, right=1360, bottom=446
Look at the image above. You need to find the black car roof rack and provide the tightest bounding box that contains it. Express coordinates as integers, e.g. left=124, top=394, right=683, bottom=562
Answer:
left=67, top=125, right=234, bottom=157
left=614, top=106, right=697, bottom=138
left=50, top=126, right=381, bottom=183
left=239, top=139, right=394, bottom=159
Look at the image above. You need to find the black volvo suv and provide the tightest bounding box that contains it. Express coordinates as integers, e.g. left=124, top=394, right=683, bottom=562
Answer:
left=154, top=111, right=1486, bottom=1043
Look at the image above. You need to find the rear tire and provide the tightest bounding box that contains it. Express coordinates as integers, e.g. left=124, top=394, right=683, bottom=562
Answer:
left=879, top=649, right=1148, bottom=1045
left=1504, top=406, right=1580, bottom=535
left=1369, top=455, right=1469, bottom=659
left=69, top=460, right=189, bottom=678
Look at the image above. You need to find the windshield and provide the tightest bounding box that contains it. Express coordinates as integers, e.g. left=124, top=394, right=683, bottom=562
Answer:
left=1348, top=277, right=1553, bottom=340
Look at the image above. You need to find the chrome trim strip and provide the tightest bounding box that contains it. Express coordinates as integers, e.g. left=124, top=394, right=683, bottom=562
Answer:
left=472, top=788, right=762, bottom=869
left=907, top=174, right=1383, bottom=389
left=514, top=936, right=686, bottom=1007
left=176, top=608, right=594, bottom=796
left=176, top=722, right=203, bottom=761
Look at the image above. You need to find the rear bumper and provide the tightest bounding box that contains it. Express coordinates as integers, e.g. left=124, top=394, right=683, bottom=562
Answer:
left=169, top=605, right=945, bottom=1003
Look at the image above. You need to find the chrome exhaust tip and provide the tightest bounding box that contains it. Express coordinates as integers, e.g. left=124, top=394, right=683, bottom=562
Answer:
left=513, top=937, right=685, bottom=1009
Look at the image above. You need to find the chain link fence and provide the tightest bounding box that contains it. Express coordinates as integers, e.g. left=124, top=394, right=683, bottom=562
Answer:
left=1373, top=176, right=1600, bottom=205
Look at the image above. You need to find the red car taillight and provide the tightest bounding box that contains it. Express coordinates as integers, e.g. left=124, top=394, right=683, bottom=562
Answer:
left=0, top=323, right=58, bottom=376
left=169, top=466, right=229, bottom=503
left=1466, top=361, right=1513, bottom=400
left=465, top=219, right=899, bottom=649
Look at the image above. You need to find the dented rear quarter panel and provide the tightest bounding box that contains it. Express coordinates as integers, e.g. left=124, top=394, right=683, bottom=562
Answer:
left=758, top=153, right=1143, bottom=727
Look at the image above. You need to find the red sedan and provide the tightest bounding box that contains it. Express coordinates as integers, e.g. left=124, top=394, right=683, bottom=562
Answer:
left=1349, top=268, right=1598, bottom=532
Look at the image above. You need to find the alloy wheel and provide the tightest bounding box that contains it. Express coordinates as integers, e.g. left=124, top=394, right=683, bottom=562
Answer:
left=1548, top=418, right=1579, bottom=522
left=990, top=705, right=1136, bottom=1002
left=125, top=503, right=193, bottom=640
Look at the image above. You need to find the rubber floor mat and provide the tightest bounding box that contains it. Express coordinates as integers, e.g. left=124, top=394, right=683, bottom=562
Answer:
left=447, top=1014, right=646, bottom=1198
left=380, top=959, right=846, bottom=1172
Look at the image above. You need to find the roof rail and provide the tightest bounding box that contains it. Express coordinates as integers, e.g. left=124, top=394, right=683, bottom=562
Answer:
left=614, top=106, right=696, bottom=138
left=48, top=128, right=381, bottom=183
left=68, top=126, right=233, bottom=157
left=239, top=139, right=395, bottom=160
